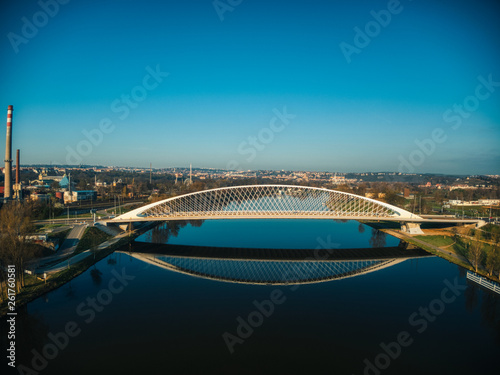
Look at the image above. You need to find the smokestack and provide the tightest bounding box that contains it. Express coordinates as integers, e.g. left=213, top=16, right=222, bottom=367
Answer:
left=16, top=149, right=20, bottom=185
left=4, top=105, right=13, bottom=199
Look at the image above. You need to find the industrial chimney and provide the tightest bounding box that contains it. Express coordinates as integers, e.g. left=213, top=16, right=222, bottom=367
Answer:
left=4, top=105, right=13, bottom=199
left=16, top=149, right=20, bottom=185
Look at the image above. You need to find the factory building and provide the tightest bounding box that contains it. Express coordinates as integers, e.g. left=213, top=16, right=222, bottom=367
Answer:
left=64, top=190, right=97, bottom=204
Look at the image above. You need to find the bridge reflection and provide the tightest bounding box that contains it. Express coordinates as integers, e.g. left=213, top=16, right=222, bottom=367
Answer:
left=119, top=243, right=431, bottom=285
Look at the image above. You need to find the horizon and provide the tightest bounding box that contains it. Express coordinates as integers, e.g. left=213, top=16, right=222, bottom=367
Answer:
left=10, top=163, right=499, bottom=178
left=1, top=0, right=499, bottom=175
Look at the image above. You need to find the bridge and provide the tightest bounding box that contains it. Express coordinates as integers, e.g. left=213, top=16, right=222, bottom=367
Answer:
left=111, top=185, right=481, bottom=233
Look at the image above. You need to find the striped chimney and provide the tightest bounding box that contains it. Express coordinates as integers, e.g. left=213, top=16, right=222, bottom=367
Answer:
left=4, top=105, right=13, bottom=199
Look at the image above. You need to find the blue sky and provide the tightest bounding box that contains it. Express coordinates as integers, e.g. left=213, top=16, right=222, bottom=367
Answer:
left=1, top=0, right=499, bottom=174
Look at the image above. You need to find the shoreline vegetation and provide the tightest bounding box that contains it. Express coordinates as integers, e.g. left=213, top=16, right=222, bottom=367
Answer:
left=0, top=229, right=138, bottom=317
left=380, top=225, right=500, bottom=284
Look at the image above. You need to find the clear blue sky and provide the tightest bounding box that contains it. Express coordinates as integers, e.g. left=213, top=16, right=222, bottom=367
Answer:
left=1, top=0, right=499, bottom=174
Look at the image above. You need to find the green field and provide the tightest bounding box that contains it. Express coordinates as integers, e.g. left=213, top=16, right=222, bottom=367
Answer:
left=75, top=226, right=112, bottom=254
left=413, top=235, right=455, bottom=247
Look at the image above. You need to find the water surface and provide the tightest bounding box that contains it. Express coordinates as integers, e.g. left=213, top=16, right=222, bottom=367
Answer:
left=6, top=220, right=500, bottom=375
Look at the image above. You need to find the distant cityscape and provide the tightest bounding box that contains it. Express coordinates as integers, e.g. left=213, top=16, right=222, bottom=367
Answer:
left=2, top=164, right=499, bottom=212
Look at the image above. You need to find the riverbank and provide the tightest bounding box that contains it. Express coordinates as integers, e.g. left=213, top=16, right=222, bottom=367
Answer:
left=381, top=228, right=500, bottom=283
left=0, top=227, right=143, bottom=317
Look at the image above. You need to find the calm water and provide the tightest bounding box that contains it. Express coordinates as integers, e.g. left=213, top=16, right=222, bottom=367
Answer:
left=136, top=219, right=401, bottom=249
left=5, top=220, right=500, bottom=375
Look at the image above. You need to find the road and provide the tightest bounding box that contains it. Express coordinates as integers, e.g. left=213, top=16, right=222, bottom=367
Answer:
left=38, top=232, right=130, bottom=274
left=28, top=224, right=87, bottom=271
left=59, top=224, right=87, bottom=255
left=33, top=202, right=142, bottom=226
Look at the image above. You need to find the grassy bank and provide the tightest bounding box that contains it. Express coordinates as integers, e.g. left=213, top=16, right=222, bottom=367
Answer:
left=397, top=232, right=499, bottom=283
left=75, top=227, right=112, bottom=254
left=413, top=235, right=455, bottom=248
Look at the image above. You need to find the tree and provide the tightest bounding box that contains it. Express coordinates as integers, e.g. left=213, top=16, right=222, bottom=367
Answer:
left=468, top=229, right=484, bottom=273
left=0, top=202, right=36, bottom=295
left=384, top=190, right=404, bottom=206
left=77, top=178, right=89, bottom=190
left=485, top=246, right=500, bottom=278
left=50, top=180, right=60, bottom=190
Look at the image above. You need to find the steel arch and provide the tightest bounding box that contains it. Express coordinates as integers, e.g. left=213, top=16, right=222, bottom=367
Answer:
left=113, top=185, right=418, bottom=222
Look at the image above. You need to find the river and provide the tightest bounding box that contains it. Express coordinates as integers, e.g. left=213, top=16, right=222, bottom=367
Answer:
left=5, top=220, right=500, bottom=374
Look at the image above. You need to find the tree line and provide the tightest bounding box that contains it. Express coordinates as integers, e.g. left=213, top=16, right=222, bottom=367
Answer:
left=0, top=202, right=38, bottom=303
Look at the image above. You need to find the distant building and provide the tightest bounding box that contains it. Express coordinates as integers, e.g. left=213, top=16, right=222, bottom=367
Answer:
left=478, top=199, right=500, bottom=206
left=30, top=193, right=51, bottom=203
left=64, top=190, right=97, bottom=204
left=446, top=199, right=499, bottom=206
left=403, top=188, right=410, bottom=198
left=58, top=174, right=69, bottom=189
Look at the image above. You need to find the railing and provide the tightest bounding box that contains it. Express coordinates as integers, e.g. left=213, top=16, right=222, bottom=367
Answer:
left=466, top=272, right=500, bottom=294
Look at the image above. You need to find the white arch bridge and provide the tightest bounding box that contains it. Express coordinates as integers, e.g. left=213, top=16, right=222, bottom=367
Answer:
left=113, top=184, right=416, bottom=222
left=111, top=185, right=481, bottom=232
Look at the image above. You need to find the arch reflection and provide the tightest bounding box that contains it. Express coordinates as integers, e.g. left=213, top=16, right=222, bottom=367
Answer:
left=120, top=244, right=431, bottom=286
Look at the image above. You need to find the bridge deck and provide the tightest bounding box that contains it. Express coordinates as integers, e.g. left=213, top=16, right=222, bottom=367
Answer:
left=109, top=214, right=480, bottom=224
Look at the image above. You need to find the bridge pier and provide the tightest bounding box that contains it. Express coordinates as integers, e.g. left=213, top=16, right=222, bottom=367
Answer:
left=119, top=222, right=135, bottom=232
left=401, top=222, right=424, bottom=235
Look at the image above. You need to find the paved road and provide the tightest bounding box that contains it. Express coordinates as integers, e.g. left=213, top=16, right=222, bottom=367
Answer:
left=28, top=224, right=87, bottom=271
left=39, top=233, right=129, bottom=274
left=59, top=224, right=87, bottom=255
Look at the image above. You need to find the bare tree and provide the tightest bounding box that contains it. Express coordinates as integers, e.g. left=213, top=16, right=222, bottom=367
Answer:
left=468, top=229, right=484, bottom=273
left=485, top=246, right=500, bottom=278
left=0, top=202, right=36, bottom=293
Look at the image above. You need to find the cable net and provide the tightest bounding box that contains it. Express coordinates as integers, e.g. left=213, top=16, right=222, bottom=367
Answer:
left=141, top=185, right=401, bottom=219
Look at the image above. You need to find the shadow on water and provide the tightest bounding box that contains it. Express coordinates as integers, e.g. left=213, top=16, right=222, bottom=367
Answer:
left=369, top=228, right=387, bottom=248
left=463, top=268, right=500, bottom=344
left=144, top=220, right=205, bottom=244
left=116, top=240, right=432, bottom=286
left=1, top=304, right=50, bottom=365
